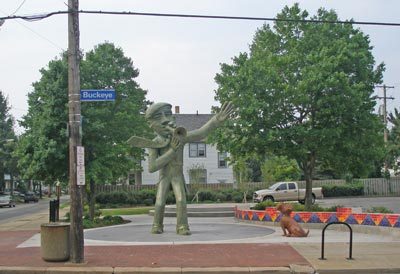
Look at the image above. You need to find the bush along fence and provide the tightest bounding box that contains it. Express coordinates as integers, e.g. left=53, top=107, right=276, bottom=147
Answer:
left=234, top=206, right=400, bottom=229
left=96, top=177, right=400, bottom=197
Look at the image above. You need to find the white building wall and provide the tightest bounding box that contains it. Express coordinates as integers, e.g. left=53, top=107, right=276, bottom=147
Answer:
left=141, top=143, right=234, bottom=185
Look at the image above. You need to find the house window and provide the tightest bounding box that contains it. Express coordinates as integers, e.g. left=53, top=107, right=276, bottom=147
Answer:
left=218, top=152, right=228, bottom=168
left=189, top=142, right=206, bottom=157
left=189, top=168, right=207, bottom=183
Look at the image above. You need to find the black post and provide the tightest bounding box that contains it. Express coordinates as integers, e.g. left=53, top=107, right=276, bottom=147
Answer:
left=49, top=199, right=60, bottom=222
left=320, top=221, right=353, bottom=260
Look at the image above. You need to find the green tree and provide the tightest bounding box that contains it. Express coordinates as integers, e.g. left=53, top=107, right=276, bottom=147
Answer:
left=17, top=42, right=149, bottom=218
left=0, top=91, right=16, bottom=191
left=261, top=155, right=301, bottom=183
left=211, top=4, right=384, bottom=209
left=81, top=42, right=149, bottom=219
left=17, top=55, right=69, bottom=186
left=387, top=108, right=400, bottom=175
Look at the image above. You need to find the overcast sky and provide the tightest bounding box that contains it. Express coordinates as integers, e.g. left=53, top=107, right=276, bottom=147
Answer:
left=1, top=0, right=399, bottom=134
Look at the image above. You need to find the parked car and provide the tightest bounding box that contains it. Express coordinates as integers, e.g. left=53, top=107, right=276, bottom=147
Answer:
left=0, top=194, right=16, bottom=208
left=252, top=181, right=324, bottom=204
left=24, top=192, right=39, bottom=203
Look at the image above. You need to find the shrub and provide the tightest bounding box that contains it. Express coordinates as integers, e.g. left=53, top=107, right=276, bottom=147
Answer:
left=198, top=190, right=216, bottom=202
left=232, top=192, right=244, bottom=203
left=253, top=200, right=276, bottom=210
left=143, top=198, right=154, bottom=206
left=215, top=192, right=227, bottom=202
left=322, top=183, right=363, bottom=197
left=166, top=191, right=176, bottom=204
left=84, top=203, right=101, bottom=219
left=95, top=193, right=108, bottom=204
left=369, top=206, right=393, bottom=213
left=252, top=201, right=339, bottom=212
left=138, top=189, right=156, bottom=204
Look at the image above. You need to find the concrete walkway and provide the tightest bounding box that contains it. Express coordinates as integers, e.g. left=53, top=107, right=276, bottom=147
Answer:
left=0, top=204, right=399, bottom=273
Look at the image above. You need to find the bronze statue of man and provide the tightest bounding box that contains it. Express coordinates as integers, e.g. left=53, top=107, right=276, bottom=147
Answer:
left=128, top=101, right=233, bottom=235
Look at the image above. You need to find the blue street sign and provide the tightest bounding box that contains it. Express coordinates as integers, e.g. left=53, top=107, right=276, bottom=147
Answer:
left=80, top=90, right=115, bottom=101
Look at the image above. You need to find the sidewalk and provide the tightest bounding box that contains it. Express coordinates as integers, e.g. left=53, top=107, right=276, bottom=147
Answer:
left=0, top=204, right=399, bottom=273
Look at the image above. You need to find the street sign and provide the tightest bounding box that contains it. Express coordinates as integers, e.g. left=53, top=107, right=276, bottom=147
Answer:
left=76, top=146, right=85, bottom=185
left=80, top=89, right=115, bottom=101
left=77, top=146, right=84, bottom=166
left=77, top=165, right=86, bottom=186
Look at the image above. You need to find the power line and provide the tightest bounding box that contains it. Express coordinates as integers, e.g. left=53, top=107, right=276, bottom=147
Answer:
left=10, top=0, right=28, bottom=16
left=0, top=8, right=64, bottom=50
left=1, top=10, right=400, bottom=27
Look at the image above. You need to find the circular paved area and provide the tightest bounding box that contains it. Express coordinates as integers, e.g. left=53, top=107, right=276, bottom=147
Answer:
left=84, top=216, right=275, bottom=243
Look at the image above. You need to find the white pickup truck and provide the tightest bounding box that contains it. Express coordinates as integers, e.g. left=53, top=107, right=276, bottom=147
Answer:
left=252, top=181, right=323, bottom=204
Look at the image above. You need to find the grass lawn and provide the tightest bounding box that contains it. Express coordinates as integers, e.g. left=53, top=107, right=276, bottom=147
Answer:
left=100, top=207, right=154, bottom=216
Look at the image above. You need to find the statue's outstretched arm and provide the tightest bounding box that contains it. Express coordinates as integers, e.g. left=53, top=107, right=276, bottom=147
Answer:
left=186, top=101, right=234, bottom=142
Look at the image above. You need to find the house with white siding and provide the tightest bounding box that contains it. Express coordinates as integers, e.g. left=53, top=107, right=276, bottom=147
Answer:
left=138, top=107, right=234, bottom=185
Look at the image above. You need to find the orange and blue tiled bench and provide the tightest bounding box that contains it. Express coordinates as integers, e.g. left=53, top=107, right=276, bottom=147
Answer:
left=234, top=206, right=400, bottom=228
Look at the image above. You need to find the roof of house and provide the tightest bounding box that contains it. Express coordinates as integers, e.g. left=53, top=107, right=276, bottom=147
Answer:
left=175, top=114, right=214, bottom=131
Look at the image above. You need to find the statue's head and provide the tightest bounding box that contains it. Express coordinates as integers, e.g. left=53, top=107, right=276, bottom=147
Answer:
left=145, top=102, right=176, bottom=137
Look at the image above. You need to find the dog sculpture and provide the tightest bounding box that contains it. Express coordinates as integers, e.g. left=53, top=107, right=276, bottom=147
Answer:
left=276, top=203, right=309, bottom=237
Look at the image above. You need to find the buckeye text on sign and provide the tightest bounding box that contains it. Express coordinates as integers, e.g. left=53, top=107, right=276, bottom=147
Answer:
left=80, top=90, right=115, bottom=101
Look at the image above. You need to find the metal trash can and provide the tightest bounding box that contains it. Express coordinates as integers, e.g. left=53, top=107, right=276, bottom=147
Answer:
left=41, top=223, right=70, bottom=262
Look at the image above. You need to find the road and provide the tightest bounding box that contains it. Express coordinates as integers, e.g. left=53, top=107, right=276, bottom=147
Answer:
left=0, top=196, right=69, bottom=224
left=316, top=196, right=400, bottom=213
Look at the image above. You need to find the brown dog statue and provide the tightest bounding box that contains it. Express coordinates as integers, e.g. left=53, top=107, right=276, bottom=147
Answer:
left=276, top=203, right=309, bottom=237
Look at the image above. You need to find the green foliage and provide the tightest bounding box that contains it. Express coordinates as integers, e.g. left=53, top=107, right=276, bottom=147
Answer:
left=138, top=189, right=156, bottom=204
left=387, top=108, right=400, bottom=174
left=253, top=201, right=338, bottom=212
left=197, top=190, right=216, bottom=202
left=82, top=215, right=126, bottom=229
left=143, top=198, right=154, bottom=206
left=0, top=91, right=17, bottom=190
left=84, top=203, right=101, bottom=219
left=166, top=191, right=176, bottom=204
left=101, top=207, right=153, bottom=216
left=96, top=189, right=157, bottom=206
left=17, top=42, right=149, bottom=188
left=253, top=200, right=276, bottom=210
left=322, top=183, right=364, bottom=197
left=369, top=206, right=393, bottom=214
left=231, top=192, right=244, bottom=203
left=210, top=4, right=385, bottom=209
left=261, top=155, right=301, bottom=182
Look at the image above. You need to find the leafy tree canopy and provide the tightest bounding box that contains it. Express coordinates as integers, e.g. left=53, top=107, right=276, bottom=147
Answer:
left=210, top=4, right=385, bottom=206
left=17, top=42, right=149, bottom=185
left=0, top=91, right=16, bottom=190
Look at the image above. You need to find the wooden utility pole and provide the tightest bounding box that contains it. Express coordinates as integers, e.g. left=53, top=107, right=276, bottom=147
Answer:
left=68, top=0, right=84, bottom=263
left=377, top=84, right=395, bottom=173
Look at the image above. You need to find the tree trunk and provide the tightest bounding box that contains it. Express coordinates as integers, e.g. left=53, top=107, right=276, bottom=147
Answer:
left=304, top=169, right=313, bottom=210
left=299, top=153, right=315, bottom=211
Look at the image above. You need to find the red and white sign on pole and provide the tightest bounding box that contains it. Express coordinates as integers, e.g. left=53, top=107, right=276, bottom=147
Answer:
left=76, top=146, right=85, bottom=185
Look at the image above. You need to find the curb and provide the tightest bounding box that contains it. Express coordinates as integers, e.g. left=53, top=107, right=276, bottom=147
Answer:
left=0, top=266, right=292, bottom=274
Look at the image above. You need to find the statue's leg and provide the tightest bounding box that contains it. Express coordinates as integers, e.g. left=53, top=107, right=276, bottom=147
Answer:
left=172, top=178, right=190, bottom=235
left=152, top=179, right=169, bottom=234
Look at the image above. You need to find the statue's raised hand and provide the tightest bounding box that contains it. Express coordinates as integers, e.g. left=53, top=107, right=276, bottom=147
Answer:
left=170, top=135, right=182, bottom=151
left=216, top=101, right=234, bottom=122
